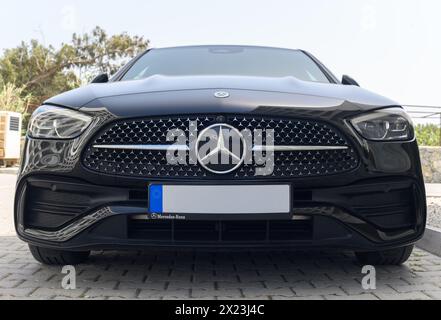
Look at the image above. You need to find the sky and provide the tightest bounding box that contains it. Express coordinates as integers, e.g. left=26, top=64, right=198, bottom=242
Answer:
left=1, top=0, right=441, bottom=107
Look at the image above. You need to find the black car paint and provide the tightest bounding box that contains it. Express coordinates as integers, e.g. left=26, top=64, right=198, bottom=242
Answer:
left=45, top=73, right=396, bottom=110
left=15, top=46, right=426, bottom=252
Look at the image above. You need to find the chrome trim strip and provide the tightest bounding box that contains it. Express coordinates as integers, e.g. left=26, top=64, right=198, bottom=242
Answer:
left=93, top=144, right=190, bottom=151
left=252, top=145, right=349, bottom=152
left=93, top=144, right=348, bottom=152
left=292, top=215, right=313, bottom=221
left=23, top=207, right=115, bottom=242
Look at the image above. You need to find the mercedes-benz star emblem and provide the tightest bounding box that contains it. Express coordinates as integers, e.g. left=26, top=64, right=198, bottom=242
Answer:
left=196, top=124, right=246, bottom=174
left=214, top=91, right=230, bottom=98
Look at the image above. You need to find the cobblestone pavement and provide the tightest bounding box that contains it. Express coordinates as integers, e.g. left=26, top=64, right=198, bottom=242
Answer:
left=427, top=197, right=441, bottom=229
left=1, top=237, right=441, bottom=300
left=1, top=174, right=441, bottom=300
left=0, top=174, right=16, bottom=237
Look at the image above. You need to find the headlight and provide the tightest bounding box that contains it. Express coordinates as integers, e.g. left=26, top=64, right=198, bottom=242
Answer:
left=350, top=108, right=414, bottom=141
left=29, top=105, right=92, bottom=139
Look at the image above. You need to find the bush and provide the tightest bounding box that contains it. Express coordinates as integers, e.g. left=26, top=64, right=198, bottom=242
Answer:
left=0, top=83, right=33, bottom=134
left=415, top=124, right=441, bottom=146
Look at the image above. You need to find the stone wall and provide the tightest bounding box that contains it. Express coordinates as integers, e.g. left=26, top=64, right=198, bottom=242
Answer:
left=420, top=147, right=441, bottom=183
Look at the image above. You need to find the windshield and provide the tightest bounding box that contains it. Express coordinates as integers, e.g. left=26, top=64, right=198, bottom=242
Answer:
left=121, top=46, right=331, bottom=83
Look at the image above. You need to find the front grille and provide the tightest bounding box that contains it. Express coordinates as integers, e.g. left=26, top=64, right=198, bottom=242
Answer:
left=128, top=220, right=313, bottom=242
left=83, top=115, right=359, bottom=179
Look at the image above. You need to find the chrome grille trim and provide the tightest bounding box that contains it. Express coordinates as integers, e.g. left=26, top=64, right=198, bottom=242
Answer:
left=93, top=144, right=190, bottom=151
left=92, top=144, right=349, bottom=152
left=252, top=145, right=349, bottom=152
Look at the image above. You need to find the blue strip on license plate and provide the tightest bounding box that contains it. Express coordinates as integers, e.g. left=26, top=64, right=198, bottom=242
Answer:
left=149, top=185, right=163, bottom=213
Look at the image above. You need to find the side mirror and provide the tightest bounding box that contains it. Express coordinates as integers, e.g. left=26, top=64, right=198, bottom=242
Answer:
left=342, top=75, right=360, bottom=87
left=91, top=73, right=109, bottom=84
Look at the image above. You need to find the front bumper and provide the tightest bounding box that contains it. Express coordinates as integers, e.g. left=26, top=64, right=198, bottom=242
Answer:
left=15, top=106, right=427, bottom=252
left=15, top=175, right=426, bottom=252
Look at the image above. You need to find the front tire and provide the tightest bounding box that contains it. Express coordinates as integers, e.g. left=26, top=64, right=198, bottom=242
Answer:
left=29, top=245, right=90, bottom=265
left=355, top=245, right=414, bottom=266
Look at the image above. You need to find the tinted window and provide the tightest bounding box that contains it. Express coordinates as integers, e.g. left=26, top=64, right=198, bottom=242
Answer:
left=122, top=46, right=331, bottom=83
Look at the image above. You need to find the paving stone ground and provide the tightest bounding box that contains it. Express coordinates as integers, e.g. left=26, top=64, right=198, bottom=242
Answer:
left=0, top=174, right=16, bottom=237
left=427, top=197, right=441, bottom=229
left=1, top=238, right=441, bottom=300
left=1, top=174, right=441, bottom=300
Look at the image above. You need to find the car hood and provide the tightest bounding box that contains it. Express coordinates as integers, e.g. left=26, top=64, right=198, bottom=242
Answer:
left=45, top=75, right=398, bottom=115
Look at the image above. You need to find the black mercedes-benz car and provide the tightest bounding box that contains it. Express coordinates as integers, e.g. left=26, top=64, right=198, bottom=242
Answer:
left=15, top=45, right=426, bottom=266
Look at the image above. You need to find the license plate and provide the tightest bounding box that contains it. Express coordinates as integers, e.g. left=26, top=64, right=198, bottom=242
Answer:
left=149, top=185, right=291, bottom=214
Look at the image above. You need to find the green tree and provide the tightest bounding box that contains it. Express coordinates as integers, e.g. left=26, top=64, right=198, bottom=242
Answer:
left=71, top=26, right=149, bottom=77
left=0, top=83, right=33, bottom=133
left=0, top=26, right=149, bottom=101
left=415, top=124, right=441, bottom=146
left=0, top=83, right=32, bottom=113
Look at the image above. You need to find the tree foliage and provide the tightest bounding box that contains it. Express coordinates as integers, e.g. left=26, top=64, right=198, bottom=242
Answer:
left=0, top=83, right=32, bottom=114
left=0, top=83, right=33, bottom=133
left=0, top=26, right=149, bottom=101
left=71, top=26, right=149, bottom=77
left=415, top=124, right=441, bottom=146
